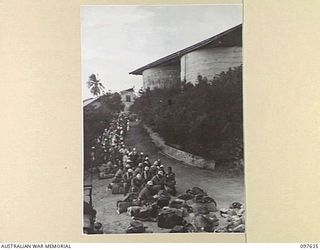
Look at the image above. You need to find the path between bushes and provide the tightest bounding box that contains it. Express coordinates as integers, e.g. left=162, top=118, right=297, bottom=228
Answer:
left=89, top=122, right=245, bottom=233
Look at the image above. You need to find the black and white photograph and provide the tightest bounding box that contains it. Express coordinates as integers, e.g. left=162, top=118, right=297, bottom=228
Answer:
left=82, top=5, right=244, bottom=234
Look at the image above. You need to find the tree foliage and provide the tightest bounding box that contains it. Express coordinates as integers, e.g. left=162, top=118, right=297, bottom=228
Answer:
left=130, top=66, right=243, bottom=164
left=83, top=93, right=124, bottom=169
left=87, top=74, right=105, bottom=96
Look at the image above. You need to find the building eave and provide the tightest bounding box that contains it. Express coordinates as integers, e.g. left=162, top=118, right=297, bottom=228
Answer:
left=129, top=24, right=242, bottom=75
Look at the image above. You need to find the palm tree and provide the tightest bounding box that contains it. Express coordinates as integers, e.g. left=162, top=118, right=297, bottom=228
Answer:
left=87, top=74, right=105, bottom=96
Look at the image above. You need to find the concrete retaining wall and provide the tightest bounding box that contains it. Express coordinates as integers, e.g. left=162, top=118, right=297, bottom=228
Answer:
left=143, top=125, right=215, bottom=170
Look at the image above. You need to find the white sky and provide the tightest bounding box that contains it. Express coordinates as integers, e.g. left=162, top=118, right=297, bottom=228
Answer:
left=81, top=5, right=242, bottom=100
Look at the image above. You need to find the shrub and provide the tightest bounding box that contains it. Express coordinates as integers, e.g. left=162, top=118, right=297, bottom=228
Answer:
left=130, top=66, right=243, bottom=165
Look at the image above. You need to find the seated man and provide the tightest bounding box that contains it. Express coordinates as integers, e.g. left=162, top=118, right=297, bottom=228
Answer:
left=159, top=165, right=166, bottom=174
left=142, top=166, right=151, bottom=182
left=107, top=167, right=123, bottom=190
left=133, top=163, right=143, bottom=177
left=149, top=163, right=158, bottom=178
left=151, top=170, right=165, bottom=192
left=138, top=181, right=157, bottom=205
left=165, top=166, right=177, bottom=195
left=114, top=167, right=124, bottom=179
left=123, top=168, right=134, bottom=196
left=131, top=173, right=144, bottom=193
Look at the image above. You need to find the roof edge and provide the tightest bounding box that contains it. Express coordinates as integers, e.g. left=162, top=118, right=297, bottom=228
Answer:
left=129, top=24, right=242, bottom=75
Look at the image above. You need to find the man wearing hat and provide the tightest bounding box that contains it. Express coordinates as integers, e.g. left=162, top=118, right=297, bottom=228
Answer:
left=123, top=168, right=134, bottom=196
left=159, top=165, right=166, bottom=174
left=149, top=163, right=158, bottom=178
left=142, top=166, right=151, bottom=182
left=138, top=181, right=156, bottom=204
left=133, top=163, right=142, bottom=177
left=131, top=148, right=139, bottom=165
left=144, top=156, right=151, bottom=167
left=131, top=173, right=144, bottom=192
left=138, top=152, right=144, bottom=164
left=151, top=170, right=165, bottom=192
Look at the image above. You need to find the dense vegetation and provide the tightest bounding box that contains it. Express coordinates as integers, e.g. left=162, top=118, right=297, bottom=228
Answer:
left=130, top=66, right=243, bottom=167
left=83, top=93, right=124, bottom=169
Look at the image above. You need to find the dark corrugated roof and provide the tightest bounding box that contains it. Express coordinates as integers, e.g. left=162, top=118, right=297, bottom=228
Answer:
left=129, top=24, right=242, bottom=75
left=119, top=88, right=134, bottom=94
left=83, top=97, right=99, bottom=107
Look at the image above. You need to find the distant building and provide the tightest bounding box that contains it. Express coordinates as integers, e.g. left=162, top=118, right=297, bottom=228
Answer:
left=130, top=24, right=242, bottom=90
left=83, top=96, right=101, bottom=112
left=119, top=88, right=137, bottom=112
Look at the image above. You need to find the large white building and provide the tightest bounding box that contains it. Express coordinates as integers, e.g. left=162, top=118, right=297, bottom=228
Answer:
left=130, top=24, right=242, bottom=90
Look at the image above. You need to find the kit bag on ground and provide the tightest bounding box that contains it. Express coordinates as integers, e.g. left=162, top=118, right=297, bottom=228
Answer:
left=161, top=207, right=186, bottom=217
left=99, top=172, right=114, bottom=179
left=202, top=196, right=217, bottom=205
left=170, top=223, right=196, bottom=233
left=157, top=196, right=170, bottom=208
left=126, top=220, right=146, bottom=233
left=132, top=204, right=159, bottom=220
left=194, top=214, right=219, bottom=232
left=191, top=195, right=217, bottom=213
left=157, top=209, right=184, bottom=229
left=127, top=206, right=141, bottom=217
left=188, top=187, right=207, bottom=196
left=169, top=199, right=185, bottom=209
left=112, top=183, right=124, bottom=194
left=230, top=202, right=242, bottom=209
left=169, top=225, right=188, bottom=233
left=122, top=193, right=138, bottom=203
left=157, top=190, right=171, bottom=208
left=177, top=193, right=194, bottom=201
left=117, top=201, right=132, bottom=214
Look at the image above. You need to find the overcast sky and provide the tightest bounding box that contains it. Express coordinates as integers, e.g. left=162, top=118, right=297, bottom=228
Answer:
left=81, top=5, right=242, bottom=100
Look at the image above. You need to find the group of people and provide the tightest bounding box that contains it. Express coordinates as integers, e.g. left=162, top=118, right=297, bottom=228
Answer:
left=90, top=112, right=177, bottom=203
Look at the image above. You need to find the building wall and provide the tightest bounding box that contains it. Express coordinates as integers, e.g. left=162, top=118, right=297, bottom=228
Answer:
left=180, top=46, right=242, bottom=84
left=120, top=91, right=136, bottom=112
left=142, top=64, right=180, bottom=90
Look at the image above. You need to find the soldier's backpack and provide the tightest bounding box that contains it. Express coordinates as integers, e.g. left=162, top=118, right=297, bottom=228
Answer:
left=117, top=201, right=132, bottom=214
left=157, top=190, right=171, bottom=208
left=230, top=202, right=242, bottom=209
left=99, top=173, right=114, bottom=179
left=177, top=193, right=194, bottom=201
left=194, top=214, right=219, bottom=232
left=170, top=223, right=196, bottom=233
left=126, top=220, right=146, bottom=233
left=169, top=225, right=188, bottom=233
left=189, top=187, right=207, bottom=196
left=157, top=196, right=170, bottom=208
left=191, top=201, right=217, bottom=214
left=169, top=199, right=185, bottom=209
left=127, top=206, right=141, bottom=217
left=157, top=209, right=184, bottom=229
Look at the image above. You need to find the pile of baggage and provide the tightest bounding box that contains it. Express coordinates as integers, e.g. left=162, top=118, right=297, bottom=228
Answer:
left=121, top=186, right=224, bottom=233
left=215, top=202, right=245, bottom=233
